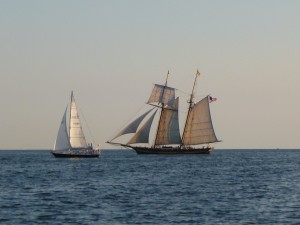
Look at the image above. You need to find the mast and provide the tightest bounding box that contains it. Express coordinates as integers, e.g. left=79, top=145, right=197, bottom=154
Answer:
left=153, top=70, right=169, bottom=147
left=69, top=91, right=73, bottom=139
left=181, top=70, right=200, bottom=147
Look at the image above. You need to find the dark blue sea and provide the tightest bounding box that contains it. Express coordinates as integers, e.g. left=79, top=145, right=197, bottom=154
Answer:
left=0, top=149, right=300, bottom=225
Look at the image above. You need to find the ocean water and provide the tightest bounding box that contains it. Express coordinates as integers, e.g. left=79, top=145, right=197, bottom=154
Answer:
left=0, top=149, right=299, bottom=225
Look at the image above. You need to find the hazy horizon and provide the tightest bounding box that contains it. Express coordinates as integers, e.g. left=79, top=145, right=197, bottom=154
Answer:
left=1, top=0, right=300, bottom=150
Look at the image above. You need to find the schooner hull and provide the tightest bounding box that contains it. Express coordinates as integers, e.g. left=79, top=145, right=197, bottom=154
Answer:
left=51, top=150, right=100, bottom=158
left=131, top=146, right=213, bottom=154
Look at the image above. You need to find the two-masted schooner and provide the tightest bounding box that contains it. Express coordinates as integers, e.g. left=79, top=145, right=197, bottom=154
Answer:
left=107, top=70, right=220, bottom=154
left=51, top=92, right=100, bottom=158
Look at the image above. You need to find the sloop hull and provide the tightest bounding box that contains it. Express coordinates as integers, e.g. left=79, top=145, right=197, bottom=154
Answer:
left=131, top=146, right=213, bottom=154
left=51, top=149, right=100, bottom=158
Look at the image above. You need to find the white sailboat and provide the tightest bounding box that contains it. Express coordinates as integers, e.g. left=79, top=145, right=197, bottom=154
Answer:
left=107, top=70, right=220, bottom=154
left=51, top=92, right=100, bottom=158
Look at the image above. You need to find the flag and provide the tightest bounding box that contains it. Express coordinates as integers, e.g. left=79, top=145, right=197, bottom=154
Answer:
left=196, top=69, right=201, bottom=76
left=209, top=96, right=217, bottom=103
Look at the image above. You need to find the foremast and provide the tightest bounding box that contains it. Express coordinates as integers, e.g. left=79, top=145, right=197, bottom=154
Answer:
left=107, top=70, right=179, bottom=148
left=152, top=71, right=169, bottom=148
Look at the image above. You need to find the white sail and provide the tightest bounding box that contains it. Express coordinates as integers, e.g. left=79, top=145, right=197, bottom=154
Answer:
left=155, top=98, right=181, bottom=145
left=182, top=96, right=218, bottom=145
left=127, top=110, right=157, bottom=144
left=111, top=108, right=154, bottom=141
left=54, top=107, right=71, bottom=151
left=148, top=84, right=175, bottom=106
left=69, top=92, right=88, bottom=148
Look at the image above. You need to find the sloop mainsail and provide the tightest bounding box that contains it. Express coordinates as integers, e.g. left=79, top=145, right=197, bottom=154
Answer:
left=69, top=92, right=88, bottom=149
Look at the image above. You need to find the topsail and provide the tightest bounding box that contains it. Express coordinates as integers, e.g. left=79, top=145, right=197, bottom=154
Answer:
left=148, top=84, right=176, bottom=106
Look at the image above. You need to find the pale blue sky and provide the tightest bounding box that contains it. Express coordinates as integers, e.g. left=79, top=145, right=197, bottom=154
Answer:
left=1, top=0, right=300, bottom=149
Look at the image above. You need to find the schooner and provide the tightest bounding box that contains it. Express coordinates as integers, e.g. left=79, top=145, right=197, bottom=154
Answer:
left=107, top=70, right=220, bottom=154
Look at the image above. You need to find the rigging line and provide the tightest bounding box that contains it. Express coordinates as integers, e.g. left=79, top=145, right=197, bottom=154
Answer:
left=176, top=89, right=191, bottom=96
left=79, top=108, right=96, bottom=144
left=176, top=73, right=194, bottom=91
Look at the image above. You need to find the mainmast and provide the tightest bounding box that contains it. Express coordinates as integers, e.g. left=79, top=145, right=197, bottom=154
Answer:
left=153, top=70, right=169, bottom=147
left=181, top=70, right=200, bottom=147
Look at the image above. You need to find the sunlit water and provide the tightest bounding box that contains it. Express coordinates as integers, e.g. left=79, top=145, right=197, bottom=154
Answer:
left=0, top=149, right=299, bottom=224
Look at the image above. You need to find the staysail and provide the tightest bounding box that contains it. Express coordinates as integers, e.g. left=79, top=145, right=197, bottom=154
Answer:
left=69, top=92, right=88, bottom=148
left=111, top=108, right=155, bottom=141
left=54, top=107, right=71, bottom=151
left=127, top=109, right=158, bottom=144
left=182, top=96, right=218, bottom=145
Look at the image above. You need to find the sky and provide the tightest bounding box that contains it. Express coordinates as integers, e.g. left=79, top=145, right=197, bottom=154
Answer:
left=1, top=0, right=300, bottom=149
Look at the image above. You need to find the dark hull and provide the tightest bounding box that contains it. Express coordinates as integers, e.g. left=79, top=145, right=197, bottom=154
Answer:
left=51, top=150, right=100, bottom=158
left=131, top=146, right=213, bottom=154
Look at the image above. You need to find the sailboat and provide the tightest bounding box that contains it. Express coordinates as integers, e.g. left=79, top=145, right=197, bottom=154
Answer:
left=107, top=70, right=220, bottom=154
left=51, top=92, right=100, bottom=158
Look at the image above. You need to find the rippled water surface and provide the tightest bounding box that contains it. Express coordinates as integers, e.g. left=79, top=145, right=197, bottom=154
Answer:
left=0, top=149, right=300, bottom=224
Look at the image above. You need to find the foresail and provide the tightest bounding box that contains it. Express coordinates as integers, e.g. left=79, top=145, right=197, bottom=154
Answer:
left=155, top=98, right=181, bottom=145
left=69, top=93, right=88, bottom=148
left=54, top=107, right=71, bottom=151
left=182, top=96, right=218, bottom=145
left=110, top=108, right=154, bottom=141
left=147, top=84, right=175, bottom=106
left=127, top=109, right=158, bottom=145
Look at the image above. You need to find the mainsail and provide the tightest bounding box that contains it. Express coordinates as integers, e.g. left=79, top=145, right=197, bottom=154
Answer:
left=182, top=96, right=218, bottom=145
left=69, top=92, right=88, bottom=148
left=54, top=107, right=71, bottom=151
